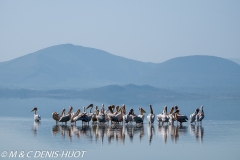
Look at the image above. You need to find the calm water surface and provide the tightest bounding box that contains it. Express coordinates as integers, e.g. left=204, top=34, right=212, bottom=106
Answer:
left=0, top=117, right=239, bottom=160
left=0, top=98, right=240, bottom=160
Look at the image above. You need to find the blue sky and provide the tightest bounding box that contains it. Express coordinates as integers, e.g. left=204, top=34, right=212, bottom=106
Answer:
left=0, top=0, right=239, bottom=63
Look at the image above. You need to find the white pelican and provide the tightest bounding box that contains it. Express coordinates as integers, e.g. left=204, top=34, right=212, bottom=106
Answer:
left=133, top=107, right=146, bottom=124
left=108, top=105, right=124, bottom=124
left=114, top=106, right=119, bottom=115
left=107, top=105, right=114, bottom=123
left=147, top=105, right=155, bottom=124
left=190, top=108, right=199, bottom=123
left=59, top=106, right=73, bottom=125
left=97, top=104, right=107, bottom=123
left=168, top=106, right=175, bottom=124
left=52, top=108, right=65, bottom=124
left=70, top=109, right=81, bottom=124
left=123, top=108, right=135, bottom=124
left=196, top=106, right=204, bottom=123
left=81, top=104, right=94, bottom=125
left=91, top=106, right=99, bottom=123
left=111, top=105, right=116, bottom=113
left=71, top=109, right=85, bottom=124
left=157, top=106, right=169, bottom=125
left=70, top=105, right=89, bottom=125
left=31, top=107, right=41, bottom=122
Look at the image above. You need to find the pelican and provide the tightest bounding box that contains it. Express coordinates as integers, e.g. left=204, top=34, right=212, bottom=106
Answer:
left=111, top=105, right=116, bottom=113
left=107, top=105, right=115, bottom=124
left=157, top=106, right=169, bottom=125
left=174, top=109, right=188, bottom=125
left=103, top=105, right=110, bottom=123
left=52, top=108, right=65, bottom=124
left=70, top=109, right=81, bottom=124
left=97, top=104, right=107, bottom=123
left=71, top=109, right=85, bottom=124
left=86, top=103, right=94, bottom=117
left=91, top=106, right=99, bottom=123
left=108, top=105, right=124, bottom=124
left=147, top=105, right=155, bottom=124
left=133, top=107, right=146, bottom=124
left=168, top=106, right=175, bottom=124
left=59, top=106, right=73, bottom=125
left=116, top=105, right=124, bottom=123
left=81, top=104, right=94, bottom=125
left=31, top=107, right=41, bottom=122
left=123, top=108, right=135, bottom=124
left=190, top=108, right=199, bottom=123
left=114, top=106, right=120, bottom=115
left=168, top=106, right=180, bottom=124
left=70, top=105, right=88, bottom=125
left=196, top=106, right=204, bottom=123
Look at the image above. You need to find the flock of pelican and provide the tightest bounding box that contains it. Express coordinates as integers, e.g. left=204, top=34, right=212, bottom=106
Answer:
left=31, top=104, right=204, bottom=125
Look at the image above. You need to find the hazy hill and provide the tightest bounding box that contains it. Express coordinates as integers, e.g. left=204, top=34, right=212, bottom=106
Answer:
left=0, top=44, right=154, bottom=89
left=75, top=84, right=202, bottom=104
left=0, top=44, right=239, bottom=89
left=229, top=58, right=240, bottom=65
left=144, top=55, right=240, bottom=88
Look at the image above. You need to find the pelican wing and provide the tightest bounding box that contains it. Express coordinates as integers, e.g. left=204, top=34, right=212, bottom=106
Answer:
left=59, top=115, right=70, bottom=122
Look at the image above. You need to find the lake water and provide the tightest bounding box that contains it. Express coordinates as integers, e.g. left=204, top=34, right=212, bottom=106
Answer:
left=0, top=98, right=240, bottom=160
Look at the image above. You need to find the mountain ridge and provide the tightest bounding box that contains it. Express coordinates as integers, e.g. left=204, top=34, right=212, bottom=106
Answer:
left=0, top=44, right=239, bottom=89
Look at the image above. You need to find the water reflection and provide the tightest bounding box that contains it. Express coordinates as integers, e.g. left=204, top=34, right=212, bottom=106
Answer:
left=190, top=124, right=204, bottom=143
left=157, top=124, right=188, bottom=143
left=32, top=121, right=41, bottom=136
left=125, top=124, right=144, bottom=142
left=49, top=123, right=203, bottom=145
left=148, top=124, right=154, bottom=145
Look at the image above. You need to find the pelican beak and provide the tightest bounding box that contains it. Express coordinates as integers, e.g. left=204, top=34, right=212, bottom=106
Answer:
left=150, top=105, right=153, bottom=114
left=30, top=108, right=37, bottom=113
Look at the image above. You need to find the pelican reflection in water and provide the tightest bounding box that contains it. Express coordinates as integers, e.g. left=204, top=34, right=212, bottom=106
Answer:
left=32, top=121, right=41, bottom=136
left=52, top=124, right=73, bottom=142
left=50, top=123, right=203, bottom=145
left=157, top=124, right=188, bottom=143
left=107, top=124, right=125, bottom=144
left=190, top=124, right=204, bottom=143
left=148, top=124, right=155, bottom=145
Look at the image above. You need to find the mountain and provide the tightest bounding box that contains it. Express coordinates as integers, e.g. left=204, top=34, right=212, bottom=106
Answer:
left=0, top=44, right=154, bottom=89
left=0, top=44, right=240, bottom=89
left=229, top=58, right=240, bottom=65
left=76, top=84, right=203, bottom=104
left=144, top=55, right=240, bottom=88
